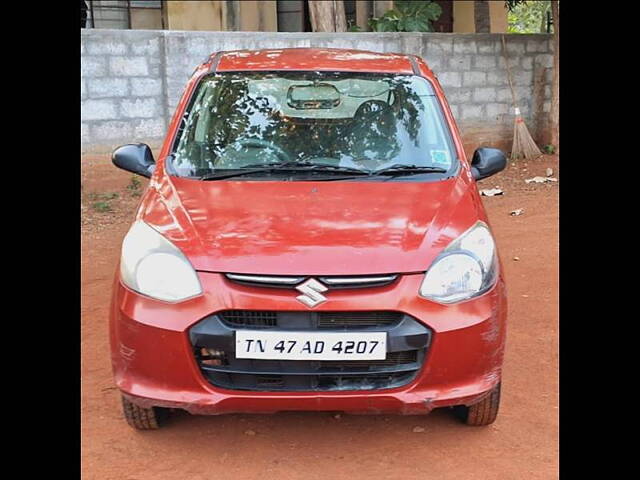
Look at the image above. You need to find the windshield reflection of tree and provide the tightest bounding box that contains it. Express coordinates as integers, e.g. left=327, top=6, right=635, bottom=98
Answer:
left=200, top=76, right=427, bottom=170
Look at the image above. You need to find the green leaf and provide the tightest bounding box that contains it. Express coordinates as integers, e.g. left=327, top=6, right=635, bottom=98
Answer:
left=506, top=0, right=551, bottom=33
left=412, top=2, right=430, bottom=16
left=394, top=0, right=412, bottom=15
left=505, top=0, right=529, bottom=13
left=403, top=16, right=430, bottom=32
left=381, top=9, right=401, bottom=21
left=423, top=2, right=442, bottom=21
left=376, top=18, right=399, bottom=31
left=373, top=1, right=442, bottom=33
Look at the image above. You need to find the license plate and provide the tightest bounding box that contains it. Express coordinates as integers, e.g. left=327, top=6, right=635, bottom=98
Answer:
left=235, top=331, right=387, bottom=361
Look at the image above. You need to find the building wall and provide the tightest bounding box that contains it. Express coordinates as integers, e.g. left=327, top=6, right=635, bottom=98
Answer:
left=165, top=1, right=227, bottom=31
left=130, top=8, right=163, bottom=30
left=88, top=0, right=129, bottom=29
left=87, top=1, right=507, bottom=33
left=163, top=0, right=277, bottom=32
left=453, top=1, right=508, bottom=33
left=373, top=0, right=394, bottom=18
left=86, top=1, right=509, bottom=34
left=489, top=1, right=508, bottom=33
left=356, top=1, right=373, bottom=31
left=239, top=1, right=278, bottom=31
left=81, top=30, right=554, bottom=155
left=453, top=1, right=475, bottom=33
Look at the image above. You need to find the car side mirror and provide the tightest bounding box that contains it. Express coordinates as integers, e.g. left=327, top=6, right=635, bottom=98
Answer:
left=112, top=143, right=156, bottom=178
left=471, top=147, right=507, bottom=181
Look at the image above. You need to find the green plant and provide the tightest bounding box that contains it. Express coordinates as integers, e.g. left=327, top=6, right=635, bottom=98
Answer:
left=542, top=144, right=555, bottom=154
left=87, top=191, right=118, bottom=213
left=507, top=0, right=552, bottom=33
left=505, top=0, right=528, bottom=11
left=369, top=0, right=442, bottom=32
left=88, top=192, right=118, bottom=201
left=127, top=175, right=142, bottom=197
left=92, top=201, right=113, bottom=213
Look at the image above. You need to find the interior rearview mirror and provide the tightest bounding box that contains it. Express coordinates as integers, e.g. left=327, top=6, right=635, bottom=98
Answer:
left=287, top=83, right=341, bottom=110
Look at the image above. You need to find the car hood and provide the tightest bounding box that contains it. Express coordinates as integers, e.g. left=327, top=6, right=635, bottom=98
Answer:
left=139, top=173, right=481, bottom=276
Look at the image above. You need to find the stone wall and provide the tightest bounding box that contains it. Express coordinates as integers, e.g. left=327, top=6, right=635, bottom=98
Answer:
left=81, top=30, right=554, bottom=155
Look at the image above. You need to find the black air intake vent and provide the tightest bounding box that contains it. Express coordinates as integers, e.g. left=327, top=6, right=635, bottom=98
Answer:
left=218, top=310, right=403, bottom=329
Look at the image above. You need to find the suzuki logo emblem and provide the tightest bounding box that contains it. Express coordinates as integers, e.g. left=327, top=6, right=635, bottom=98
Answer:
left=295, top=278, right=328, bottom=308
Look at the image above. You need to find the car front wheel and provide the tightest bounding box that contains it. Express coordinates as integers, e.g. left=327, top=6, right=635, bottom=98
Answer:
left=121, top=395, right=169, bottom=430
left=454, top=382, right=501, bottom=426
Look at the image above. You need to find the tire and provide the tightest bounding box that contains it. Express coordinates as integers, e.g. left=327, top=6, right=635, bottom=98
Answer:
left=454, top=382, right=501, bottom=426
left=121, top=395, right=168, bottom=430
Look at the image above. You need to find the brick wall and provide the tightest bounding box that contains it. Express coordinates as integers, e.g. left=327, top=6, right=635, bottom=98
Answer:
left=81, top=30, right=554, bottom=155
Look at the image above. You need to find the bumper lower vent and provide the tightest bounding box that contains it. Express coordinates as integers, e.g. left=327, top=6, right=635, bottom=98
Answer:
left=219, top=310, right=277, bottom=328
left=219, top=310, right=402, bottom=329
left=317, top=311, right=401, bottom=329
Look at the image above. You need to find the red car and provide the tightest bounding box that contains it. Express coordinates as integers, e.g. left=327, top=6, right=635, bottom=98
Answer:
left=110, top=48, right=507, bottom=430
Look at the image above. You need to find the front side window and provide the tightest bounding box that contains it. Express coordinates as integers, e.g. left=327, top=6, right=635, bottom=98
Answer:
left=170, top=72, right=457, bottom=180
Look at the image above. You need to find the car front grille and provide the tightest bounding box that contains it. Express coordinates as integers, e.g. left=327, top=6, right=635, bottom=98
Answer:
left=224, top=273, right=398, bottom=290
left=219, top=310, right=402, bottom=329
left=190, top=311, right=431, bottom=392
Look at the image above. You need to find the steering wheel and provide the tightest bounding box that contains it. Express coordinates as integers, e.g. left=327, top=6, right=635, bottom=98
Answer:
left=231, top=138, right=292, bottom=163
left=342, top=100, right=393, bottom=139
left=353, top=99, right=392, bottom=119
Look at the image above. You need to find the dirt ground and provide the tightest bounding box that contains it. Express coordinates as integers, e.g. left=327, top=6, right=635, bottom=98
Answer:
left=81, top=154, right=558, bottom=480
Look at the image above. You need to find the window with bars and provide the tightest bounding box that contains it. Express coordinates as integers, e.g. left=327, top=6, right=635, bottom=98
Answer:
left=83, top=0, right=163, bottom=30
left=276, top=0, right=311, bottom=32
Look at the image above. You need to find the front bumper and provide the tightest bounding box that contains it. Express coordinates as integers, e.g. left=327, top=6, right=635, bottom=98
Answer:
left=109, top=271, right=507, bottom=415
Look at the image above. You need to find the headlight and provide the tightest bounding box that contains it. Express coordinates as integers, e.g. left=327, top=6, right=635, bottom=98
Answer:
left=120, top=221, right=202, bottom=302
left=419, top=221, right=497, bottom=304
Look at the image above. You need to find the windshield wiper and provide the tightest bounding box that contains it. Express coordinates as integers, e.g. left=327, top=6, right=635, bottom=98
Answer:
left=240, top=161, right=305, bottom=169
left=302, top=164, right=370, bottom=175
left=243, top=161, right=369, bottom=175
left=198, top=161, right=446, bottom=181
left=199, top=168, right=277, bottom=181
left=294, top=158, right=371, bottom=175
left=199, top=162, right=370, bottom=180
left=371, top=164, right=448, bottom=177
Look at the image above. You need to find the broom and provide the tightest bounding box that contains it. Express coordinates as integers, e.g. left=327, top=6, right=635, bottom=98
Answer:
left=501, top=35, right=542, bottom=161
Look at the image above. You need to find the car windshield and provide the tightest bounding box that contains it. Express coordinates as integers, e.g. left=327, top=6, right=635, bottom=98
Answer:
left=170, top=72, right=457, bottom=179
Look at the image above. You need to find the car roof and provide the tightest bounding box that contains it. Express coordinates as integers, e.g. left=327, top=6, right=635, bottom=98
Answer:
left=213, top=48, right=420, bottom=75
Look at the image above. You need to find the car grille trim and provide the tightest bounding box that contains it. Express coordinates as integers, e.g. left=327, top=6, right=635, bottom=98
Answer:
left=224, top=273, right=398, bottom=289
left=225, top=274, right=305, bottom=285
left=319, top=275, right=397, bottom=285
